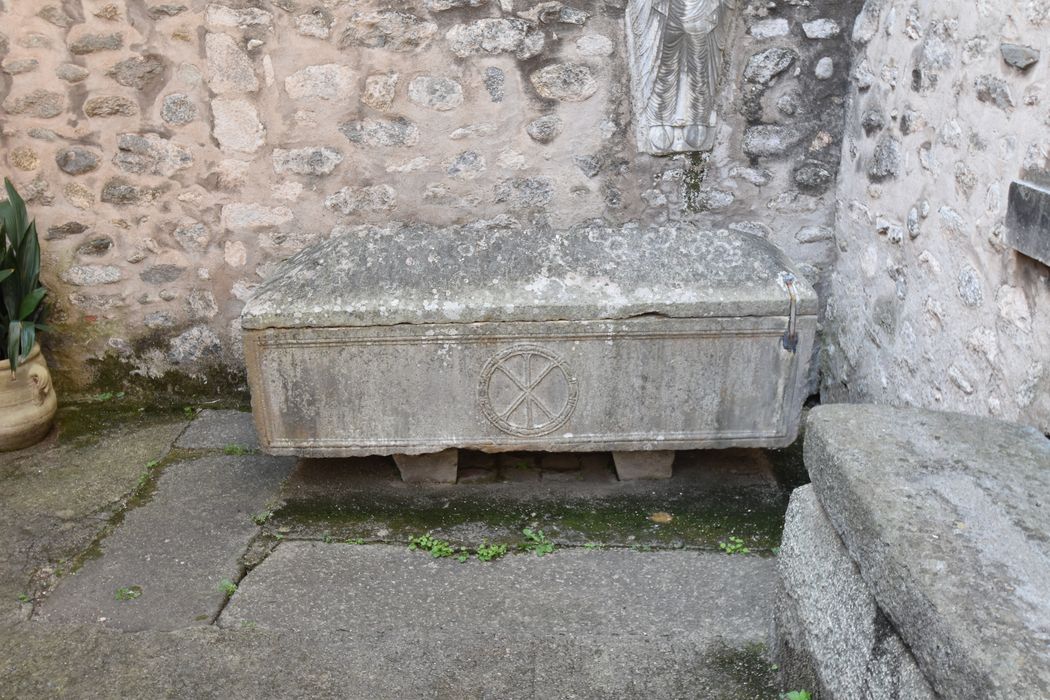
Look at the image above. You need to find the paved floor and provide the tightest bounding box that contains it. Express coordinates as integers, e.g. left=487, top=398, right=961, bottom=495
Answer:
left=223, top=543, right=774, bottom=639
left=0, top=403, right=804, bottom=699
left=37, top=454, right=294, bottom=631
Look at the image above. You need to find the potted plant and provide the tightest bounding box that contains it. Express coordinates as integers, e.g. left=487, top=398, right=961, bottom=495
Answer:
left=1, top=178, right=56, bottom=451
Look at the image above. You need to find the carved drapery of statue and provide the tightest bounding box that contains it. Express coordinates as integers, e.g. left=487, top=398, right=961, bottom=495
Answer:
left=625, top=0, right=730, bottom=156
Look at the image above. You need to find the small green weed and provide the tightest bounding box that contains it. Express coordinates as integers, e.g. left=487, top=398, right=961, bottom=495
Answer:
left=115, top=585, right=142, bottom=601
left=251, top=511, right=272, bottom=526
left=135, top=459, right=162, bottom=490
left=345, top=537, right=365, bottom=545
left=223, top=444, right=251, bottom=455
left=782, top=692, right=812, bottom=700
left=719, top=536, right=750, bottom=555
left=521, top=528, right=555, bottom=557
left=476, top=543, right=508, bottom=562
left=92, top=391, right=125, bottom=402
left=409, top=534, right=456, bottom=559
left=183, top=406, right=198, bottom=419
left=17, top=593, right=30, bottom=603
left=218, top=579, right=238, bottom=597
left=582, top=542, right=603, bottom=550
left=407, top=535, right=506, bottom=562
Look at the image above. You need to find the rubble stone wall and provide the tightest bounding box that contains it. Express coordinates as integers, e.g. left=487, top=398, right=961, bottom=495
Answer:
left=824, top=0, right=1050, bottom=432
left=0, top=0, right=857, bottom=387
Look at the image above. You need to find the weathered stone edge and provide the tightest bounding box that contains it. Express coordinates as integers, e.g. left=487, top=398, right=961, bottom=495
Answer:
left=771, top=484, right=935, bottom=699
left=803, top=405, right=1018, bottom=699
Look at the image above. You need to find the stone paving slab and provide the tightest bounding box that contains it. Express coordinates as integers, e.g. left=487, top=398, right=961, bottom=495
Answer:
left=1, top=623, right=777, bottom=699
left=220, top=542, right=774, bottom=641
left=174, top=409, right=259, bottom=450
left=37, top=454, right=295, bottom=631
left=1, top=406, right=789, bottom=697
left=805, top=404, right=1050, bottom=700
left=0, top=417, right=187, bottom=626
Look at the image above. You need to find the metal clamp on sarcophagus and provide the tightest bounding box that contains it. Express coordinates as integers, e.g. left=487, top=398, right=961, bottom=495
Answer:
left=241, top=222, right=817, bottom=482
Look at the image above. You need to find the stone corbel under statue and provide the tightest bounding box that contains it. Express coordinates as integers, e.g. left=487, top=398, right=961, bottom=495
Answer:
left=625, top=0, right=732, bottom=156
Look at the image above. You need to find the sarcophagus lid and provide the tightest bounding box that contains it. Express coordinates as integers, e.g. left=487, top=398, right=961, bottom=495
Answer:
left=241, top=222, right=817, bottom=330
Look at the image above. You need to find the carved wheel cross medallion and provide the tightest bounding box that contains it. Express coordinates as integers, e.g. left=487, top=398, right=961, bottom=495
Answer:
left=478, top=344, right=578, bottom=437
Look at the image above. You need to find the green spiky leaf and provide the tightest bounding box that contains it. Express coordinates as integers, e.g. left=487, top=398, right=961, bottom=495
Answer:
left=17, top=220, right=40, bottom=293
left=0, top=179, right=48, bottom=367
left=7, top=320, right=21, bottom=371
left=18, top=286, right=45, bottom=321
left=20, top=323, right=34, bottom=362
left=1, top=178, right=27, bottom=250
left=0, top=273, right=16, bottom=321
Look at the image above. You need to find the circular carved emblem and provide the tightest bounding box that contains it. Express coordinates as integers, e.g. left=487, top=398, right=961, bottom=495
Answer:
left=478, top=344, right=578, bottom=437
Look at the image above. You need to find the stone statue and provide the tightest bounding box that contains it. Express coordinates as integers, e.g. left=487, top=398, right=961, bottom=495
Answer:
left=625, top=0, right=731, bottom=155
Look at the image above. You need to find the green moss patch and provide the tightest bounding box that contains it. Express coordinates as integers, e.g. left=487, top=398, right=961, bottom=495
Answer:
left=50, top=400, right=184, bottom=447
left=269, top=483, right=788, bottom=553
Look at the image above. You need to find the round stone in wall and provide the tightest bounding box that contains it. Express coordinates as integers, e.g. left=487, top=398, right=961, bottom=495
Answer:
left=2, top=89, right=65, bottom=118
left=815, top=57, right=834, bottom=80
left=56, top=62, right=89, bottom=83
left=64, top=183, right=95, bottom=209
left=10, top=146, right=39, bottom=171
left=161, top=93, right=197, bottom=125
left=107, top=54, right=167, bottom=91
left=743, top=48, right=796, bottom=85
left=84, top=95, right=138, bottom=117
left=957, top=266, right=984, bottom=308
left=295, top=8, right=333, bottom=39
left=55, top=146, right=101, bottom=175
left=76, top=236, right=113, bottom=257
left=408, top=76, right=463, bottom=111
left=526, top=114, right=562, bottom=143
left=484, top=67, right=504, bottom=103
left=576, top=34, right=613, bottom=57
left=60, top=264, right=123, bottom=286
left=272, top=147, right=344, bottom=176
left=3, top=58, right=39, bottom=75
left=529, top=63, right=598, bottom=101
left=362, top=73, right=399, bottom=110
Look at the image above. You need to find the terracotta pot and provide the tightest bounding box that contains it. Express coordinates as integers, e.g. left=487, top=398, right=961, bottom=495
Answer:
left=1, top=343, right=58, bottom=451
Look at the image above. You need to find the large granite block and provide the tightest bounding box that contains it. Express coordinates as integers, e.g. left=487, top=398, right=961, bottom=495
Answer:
left=804, top=404, right=1050, bottom=700
left=772, top=485, right=935, bottom=700
left=242, top=223, right=816, bottom=459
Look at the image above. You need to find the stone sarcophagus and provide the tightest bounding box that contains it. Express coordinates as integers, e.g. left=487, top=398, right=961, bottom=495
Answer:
left=242, top=223, right=817, bottom=481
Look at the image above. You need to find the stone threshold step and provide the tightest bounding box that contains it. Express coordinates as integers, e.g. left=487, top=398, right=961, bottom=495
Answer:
left=218, top=542, right=775, bottom=640
left=1, top=623, right=781, bottom=699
